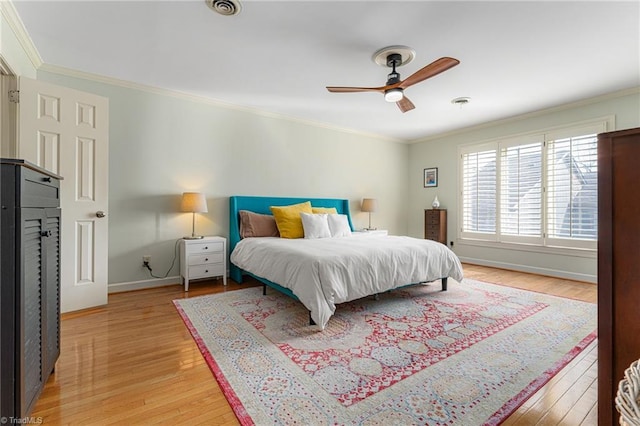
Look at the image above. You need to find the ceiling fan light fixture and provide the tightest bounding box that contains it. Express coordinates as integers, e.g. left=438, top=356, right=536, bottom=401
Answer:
left=384, top=88, right=404, bottom=102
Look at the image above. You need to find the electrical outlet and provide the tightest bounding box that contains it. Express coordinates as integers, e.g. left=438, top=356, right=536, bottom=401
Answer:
left=143, top=255, right=151, bottom=264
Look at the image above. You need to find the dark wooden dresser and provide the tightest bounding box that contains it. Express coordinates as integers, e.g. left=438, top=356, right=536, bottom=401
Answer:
left=424, top=209, right=447, bottom=244
left=1, top=159, right=62, bottom=418
left=598, top=127, right=640, bottom=425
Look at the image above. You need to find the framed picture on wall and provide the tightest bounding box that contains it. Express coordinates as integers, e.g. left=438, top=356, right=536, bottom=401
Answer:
left=424, top=168, right=438, bottom=188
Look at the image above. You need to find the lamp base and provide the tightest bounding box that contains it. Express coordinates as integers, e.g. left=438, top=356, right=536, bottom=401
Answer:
left=183, top=235, right=204, bottom=240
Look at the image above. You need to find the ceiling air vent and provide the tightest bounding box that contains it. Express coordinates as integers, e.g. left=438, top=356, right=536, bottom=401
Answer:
left=206, top=0, right=242, bottom=16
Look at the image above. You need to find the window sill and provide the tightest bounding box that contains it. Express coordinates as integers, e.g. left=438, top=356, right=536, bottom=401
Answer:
left=456, top=238, right=596, bottom=259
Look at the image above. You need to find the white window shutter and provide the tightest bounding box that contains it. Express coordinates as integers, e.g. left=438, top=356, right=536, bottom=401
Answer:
left=546, top=134, right=598, bottom=244
left=500, top=142, right=543, bottom=238
left=462, top=149, right=497, bottom=235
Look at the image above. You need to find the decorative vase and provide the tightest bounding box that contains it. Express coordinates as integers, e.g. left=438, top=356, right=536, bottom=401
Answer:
left=432, top=196, right=440, bottom=209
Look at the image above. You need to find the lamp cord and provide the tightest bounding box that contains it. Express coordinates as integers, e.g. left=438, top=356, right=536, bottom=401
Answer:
left=143, top=239, right=180, bottom=279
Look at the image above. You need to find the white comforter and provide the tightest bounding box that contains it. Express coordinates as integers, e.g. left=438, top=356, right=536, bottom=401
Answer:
left=230, top=235, right=464, bottom=329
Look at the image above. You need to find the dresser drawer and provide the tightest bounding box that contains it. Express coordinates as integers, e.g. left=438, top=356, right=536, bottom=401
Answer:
left=21, top=166, right=61, bottom=208
left=188, top=252, right=224, bottom=266
left=189, top=264, right=225, bottom=279
left=186, top=241, right=223, bottom=254
left=425, top=211, right=440, bottom=221
left=424, top=209, right=447, bottom=243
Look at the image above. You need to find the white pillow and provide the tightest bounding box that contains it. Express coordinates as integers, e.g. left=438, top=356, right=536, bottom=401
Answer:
left=328, top=214, right=352, bottom=237
left=300, top=213, right=331, bottom=239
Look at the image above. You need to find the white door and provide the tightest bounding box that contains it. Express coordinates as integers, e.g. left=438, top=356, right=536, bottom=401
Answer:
left=17, top=77, right=109, bottom=312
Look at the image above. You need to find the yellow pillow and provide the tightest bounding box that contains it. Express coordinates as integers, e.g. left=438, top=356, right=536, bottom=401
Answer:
left=312, top=207, right=338, bottom=214
left=270, top=201, right=313, bottom=238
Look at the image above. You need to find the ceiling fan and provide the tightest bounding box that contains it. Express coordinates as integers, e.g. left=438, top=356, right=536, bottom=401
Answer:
left=326, top=46, right=460, bottom=113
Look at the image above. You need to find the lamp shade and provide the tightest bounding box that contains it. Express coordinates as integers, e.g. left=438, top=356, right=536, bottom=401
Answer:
left=361, top=198, right=378, bottom=213
left=181, top=192, right=208, bottom=213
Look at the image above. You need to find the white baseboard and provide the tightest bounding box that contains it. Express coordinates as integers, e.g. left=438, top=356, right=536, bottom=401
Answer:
left=108, top=276, right=181, bottom=293
left=458, top=257, right=596, bottom=284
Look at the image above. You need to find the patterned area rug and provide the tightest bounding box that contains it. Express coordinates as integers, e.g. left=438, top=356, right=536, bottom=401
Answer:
left=174, top=279, right=596, bottom=425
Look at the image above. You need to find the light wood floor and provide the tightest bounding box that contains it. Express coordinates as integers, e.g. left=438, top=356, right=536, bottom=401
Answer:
left=32, top=264, right=597, bottom=425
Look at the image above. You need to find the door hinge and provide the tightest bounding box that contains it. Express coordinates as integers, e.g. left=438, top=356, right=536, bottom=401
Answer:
left=8, top=90, right=19, bottom=103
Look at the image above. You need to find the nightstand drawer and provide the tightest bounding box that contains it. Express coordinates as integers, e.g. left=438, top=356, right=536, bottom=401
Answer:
left=188, top=252, right=224, bottom=266
left=189, top=264, right=225, bottom=279
left=186, top=241, right=223, bottom=254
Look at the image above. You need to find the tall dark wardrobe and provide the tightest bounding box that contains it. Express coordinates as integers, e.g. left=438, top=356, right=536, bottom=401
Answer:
left=1, top=159, right=62, bottom=418
left=598, top=127, right=640, bottom=425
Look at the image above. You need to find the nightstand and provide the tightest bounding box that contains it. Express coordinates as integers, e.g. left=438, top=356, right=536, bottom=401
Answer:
left=353, top=229, right=388, bottom=237
left=179, top=236, right=227, bottom=291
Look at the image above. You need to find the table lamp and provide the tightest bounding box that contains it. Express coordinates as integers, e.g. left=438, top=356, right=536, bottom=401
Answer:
left=361, top=198, right=378, bottom=230
left=181, top=192, right=208, bottom=239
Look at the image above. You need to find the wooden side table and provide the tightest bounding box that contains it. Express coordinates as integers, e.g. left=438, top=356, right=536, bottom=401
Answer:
left=179, top=236, right=227, bottom=291
left=424, top=209, right=447, bottom=244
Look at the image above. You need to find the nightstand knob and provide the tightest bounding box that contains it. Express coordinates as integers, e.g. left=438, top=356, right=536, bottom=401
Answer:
left=204, top=246, right=208, bottom=250
left=205, top=270, right=209, bottom=273
left=205, top=258, right=209, bottom=261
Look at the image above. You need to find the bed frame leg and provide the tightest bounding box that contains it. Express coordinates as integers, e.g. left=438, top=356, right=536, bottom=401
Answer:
left=441, top=277, right=448, bottom=291
left=263, top=284, right=267, bottom=295
left=309, top=311, right=316, bottom=326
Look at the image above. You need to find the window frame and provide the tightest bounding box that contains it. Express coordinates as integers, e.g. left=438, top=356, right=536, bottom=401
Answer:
left=457, top=117, right=613, bottom=253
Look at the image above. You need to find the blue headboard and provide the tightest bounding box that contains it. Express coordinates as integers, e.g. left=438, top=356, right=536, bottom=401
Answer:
left=228, top=195, right=354, bottom=283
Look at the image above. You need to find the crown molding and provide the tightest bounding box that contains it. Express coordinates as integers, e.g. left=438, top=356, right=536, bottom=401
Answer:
left=38, top=62, right=404, bottom=144
left=5, top=0, right=399, bottom=144
left=1, top=0, right=43, bottom=69
left=410, top=86, right=640, bottom=144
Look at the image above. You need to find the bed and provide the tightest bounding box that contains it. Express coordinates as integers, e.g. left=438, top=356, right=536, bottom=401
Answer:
left=229, top=195, right=464, bottom=329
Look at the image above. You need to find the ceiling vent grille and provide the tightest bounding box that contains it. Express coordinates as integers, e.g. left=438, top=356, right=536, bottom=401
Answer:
left=206, top=0, right=242, bottom=16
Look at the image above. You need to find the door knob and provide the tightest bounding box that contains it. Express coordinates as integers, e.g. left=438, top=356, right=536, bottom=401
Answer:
left=96, top=211, right=106, bottom=218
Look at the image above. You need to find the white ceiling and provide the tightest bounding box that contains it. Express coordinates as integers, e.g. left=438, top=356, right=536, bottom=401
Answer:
left=11, top=0, right=640, bottom=142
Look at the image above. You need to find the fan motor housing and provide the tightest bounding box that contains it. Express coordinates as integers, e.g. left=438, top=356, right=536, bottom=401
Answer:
left=386, top=72, right=400, bottom=85
left=386, top=53, right=402, bottom=68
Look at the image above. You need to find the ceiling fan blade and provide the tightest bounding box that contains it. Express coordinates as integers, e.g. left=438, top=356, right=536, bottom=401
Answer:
left=326, top=86, right=385, bottom=93
left=396, top=96, right=415, bottom=113
left=398, top=57, right=460, bottom=90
